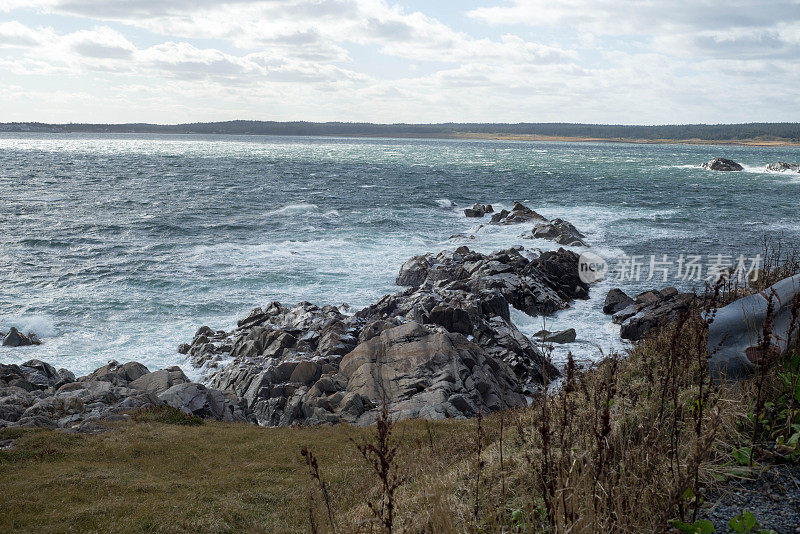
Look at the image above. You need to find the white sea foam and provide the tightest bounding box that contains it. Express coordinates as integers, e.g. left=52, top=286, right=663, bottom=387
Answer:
left=266, top=203, right=319, bottom=216
left=0, top=315, right=57, bottom=338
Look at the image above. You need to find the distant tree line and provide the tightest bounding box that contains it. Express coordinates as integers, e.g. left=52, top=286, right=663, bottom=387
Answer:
left=2, top=120, right=799, bottom=141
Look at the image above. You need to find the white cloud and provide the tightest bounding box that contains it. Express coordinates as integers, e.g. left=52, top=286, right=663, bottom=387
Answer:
left=468, top=1, right=800, bottom=33
left=0, top=20, right=52, bottom=47
left=0, top=1, right=798, bottom=123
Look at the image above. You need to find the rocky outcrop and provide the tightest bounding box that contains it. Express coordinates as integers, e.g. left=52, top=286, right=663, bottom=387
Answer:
left=766, top=162, right=800, bottom=173
left=200, top=284, right=557, bottom=426
left=0, top=360, right=238, bottom=432
left=701, top=158, right=743, bottom=171
left=181, top=243, right=592, bottom=427
left=526, top=219, right=588, bottom=247
left=604, top=287, right=695, bottom=341
left=464, top=203, right=494, bottom=217
left=1, top=327, right=42, bottom=347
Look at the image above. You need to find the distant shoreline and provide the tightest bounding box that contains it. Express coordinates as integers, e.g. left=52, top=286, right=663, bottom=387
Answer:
left=447, top=132, right=800, bottom=147
left=2, top=120, right=799, bottom=147
left=2, top=129, right=800, bottom=147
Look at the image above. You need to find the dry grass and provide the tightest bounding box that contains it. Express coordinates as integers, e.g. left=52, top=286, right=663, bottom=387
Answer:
left=0, top=417, right=492, bottom=533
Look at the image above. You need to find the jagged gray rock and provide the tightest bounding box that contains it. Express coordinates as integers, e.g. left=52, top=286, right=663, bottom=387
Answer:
left=526, top=218, right=588, bottom=247
left=395, top=246, right=589, bottom=316
left=603, top=288, right=635, bottom=315
left=340, top=322, right=526, bottom=423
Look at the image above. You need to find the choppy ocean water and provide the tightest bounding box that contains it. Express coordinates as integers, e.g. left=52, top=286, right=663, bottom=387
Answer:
left=1, top=133, right=799, bottom=376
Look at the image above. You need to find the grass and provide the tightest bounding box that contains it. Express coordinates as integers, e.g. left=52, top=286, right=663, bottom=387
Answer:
left=0, top=415, right=492, bottom=533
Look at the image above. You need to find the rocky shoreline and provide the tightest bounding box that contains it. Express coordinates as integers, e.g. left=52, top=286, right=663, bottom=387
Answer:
left=1, top=202, right=609, bottom=430
left=1, top=200, right=719, bottom=431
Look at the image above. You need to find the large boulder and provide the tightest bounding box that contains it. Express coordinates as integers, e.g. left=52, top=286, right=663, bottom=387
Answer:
left=701, top=158, right=743, bottom=171
left=339, top=322, right=526, bottom=423
left=128, top=366, right=189, bottom=395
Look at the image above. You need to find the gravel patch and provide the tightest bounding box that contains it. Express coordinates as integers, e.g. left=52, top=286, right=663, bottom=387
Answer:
left=699, top=464, right=800, bottom=533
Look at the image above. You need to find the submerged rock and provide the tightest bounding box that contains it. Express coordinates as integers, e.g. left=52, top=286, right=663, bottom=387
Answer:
left=701, top=158, right=743, bottom=171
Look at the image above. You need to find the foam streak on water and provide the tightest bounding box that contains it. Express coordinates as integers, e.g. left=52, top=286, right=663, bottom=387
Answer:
left=1, top=134, right=799, bottom=374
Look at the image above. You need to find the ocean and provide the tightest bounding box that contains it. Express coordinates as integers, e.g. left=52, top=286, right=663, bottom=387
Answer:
left=2, top=133, right=799, bottom=376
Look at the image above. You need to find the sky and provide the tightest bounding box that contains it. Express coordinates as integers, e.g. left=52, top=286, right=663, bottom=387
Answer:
left=0, top=0, right=799, bottom=125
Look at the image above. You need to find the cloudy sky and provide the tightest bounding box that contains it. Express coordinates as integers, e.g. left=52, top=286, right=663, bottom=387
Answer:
left=1, top=0, right=799, bottom=124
